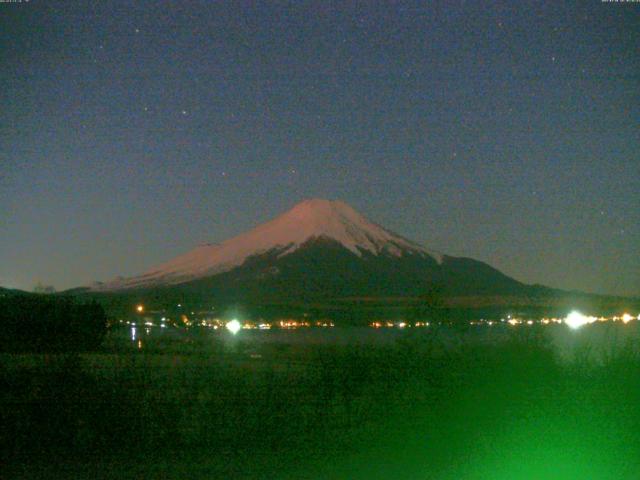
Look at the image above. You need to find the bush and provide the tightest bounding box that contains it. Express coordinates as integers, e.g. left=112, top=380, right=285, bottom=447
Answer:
left=0, top=294, right=107, bottom=352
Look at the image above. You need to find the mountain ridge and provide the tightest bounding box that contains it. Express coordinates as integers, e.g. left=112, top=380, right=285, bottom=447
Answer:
left=90, top=199, right=601, bottom=312
left=93, top=198, right=444, bottom=291
left=63, top=203, right=640, bottom=318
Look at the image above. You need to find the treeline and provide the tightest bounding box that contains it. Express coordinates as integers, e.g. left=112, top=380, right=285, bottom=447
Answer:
left=0, top=294, right=107, bottom=352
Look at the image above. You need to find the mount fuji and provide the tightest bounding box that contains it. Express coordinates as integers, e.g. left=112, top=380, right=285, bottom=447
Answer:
left=91, top=199, right=530, bottom=302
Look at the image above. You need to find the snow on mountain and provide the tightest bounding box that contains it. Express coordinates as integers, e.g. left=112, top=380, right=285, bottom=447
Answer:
left=94, top=199, right=443, bottom=290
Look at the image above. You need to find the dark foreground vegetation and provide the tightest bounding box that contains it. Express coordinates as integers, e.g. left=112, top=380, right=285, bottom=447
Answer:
left=2, top=326, right=640, bottom=479
left=0, top=294, right=107, bottom=352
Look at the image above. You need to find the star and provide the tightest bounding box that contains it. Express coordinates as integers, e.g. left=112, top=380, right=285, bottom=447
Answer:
left=181, top=110, right=188, bottom=115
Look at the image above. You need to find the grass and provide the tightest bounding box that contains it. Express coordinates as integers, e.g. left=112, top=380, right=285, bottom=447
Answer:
left=2, top=325, right=640, bottom=479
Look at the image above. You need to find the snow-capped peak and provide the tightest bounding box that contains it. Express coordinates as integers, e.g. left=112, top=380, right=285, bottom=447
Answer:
left=279, top=199, right=427, bottom=256
left=94, top=199, right=442, bottom=290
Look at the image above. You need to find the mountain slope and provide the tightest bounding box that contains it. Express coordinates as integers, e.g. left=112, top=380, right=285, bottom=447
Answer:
left=94, top=199, right=443, bottom=291
left=91, top=198, right=530, bottom=301
left=163, top=236, right=527, bottom=302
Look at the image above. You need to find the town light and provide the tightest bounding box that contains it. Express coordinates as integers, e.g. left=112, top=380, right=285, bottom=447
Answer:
left=136, top=304, right=144, bottom=313
left=565, top=311, right=591, bottom=329
left=226, top=319, right=241, bottom=335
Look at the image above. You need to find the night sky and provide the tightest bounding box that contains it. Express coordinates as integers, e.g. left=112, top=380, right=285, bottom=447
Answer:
left=1, top=1, right=638, bottom=296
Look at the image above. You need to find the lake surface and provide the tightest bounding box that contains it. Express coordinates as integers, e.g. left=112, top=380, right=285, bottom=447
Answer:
left=107, top=321, right=640, bottom=362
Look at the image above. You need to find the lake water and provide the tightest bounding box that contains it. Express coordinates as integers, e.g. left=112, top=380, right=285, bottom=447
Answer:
left=108, top=321, right=640, bottom=363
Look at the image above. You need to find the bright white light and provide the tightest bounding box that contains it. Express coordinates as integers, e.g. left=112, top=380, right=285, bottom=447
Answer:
left=226, top=319, right=241, bottom=335
left=622, top=313, right=633, bottom=324
left=565, top=311, right=591, bottom=329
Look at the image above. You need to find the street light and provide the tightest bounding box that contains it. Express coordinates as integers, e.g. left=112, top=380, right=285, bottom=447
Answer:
left=226, top=319, right=241, bottom=335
